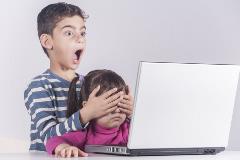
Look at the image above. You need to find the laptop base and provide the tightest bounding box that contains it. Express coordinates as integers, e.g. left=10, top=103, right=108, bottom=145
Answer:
left=128, top=147, right=225, bottom=156
left=85, top=145, right=225, bottom=156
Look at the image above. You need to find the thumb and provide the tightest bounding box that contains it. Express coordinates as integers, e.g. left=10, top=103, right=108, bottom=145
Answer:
left=89, top=85, right=100, bottom=98
left=126, top=85, right=131, bottom=95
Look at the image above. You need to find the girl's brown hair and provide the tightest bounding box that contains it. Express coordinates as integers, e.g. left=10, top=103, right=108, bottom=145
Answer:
left=66, top=69, right=129, bottom=118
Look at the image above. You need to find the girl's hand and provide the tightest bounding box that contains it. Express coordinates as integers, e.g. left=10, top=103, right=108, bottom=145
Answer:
left=118, top=86, right=134, bottom=118
left=55, top=144, right=88, bottom=158
left=80, top=85, right=124, bottom=124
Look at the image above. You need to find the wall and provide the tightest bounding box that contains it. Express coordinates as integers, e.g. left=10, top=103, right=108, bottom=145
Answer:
left=0, top=0, right=240, bottom=152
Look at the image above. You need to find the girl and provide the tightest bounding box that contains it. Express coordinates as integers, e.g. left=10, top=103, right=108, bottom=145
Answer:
left=46, top=70, right=132, bottom=158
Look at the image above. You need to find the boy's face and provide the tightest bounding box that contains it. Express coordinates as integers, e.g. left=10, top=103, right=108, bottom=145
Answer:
left=48, top=15, right=86, bottom=70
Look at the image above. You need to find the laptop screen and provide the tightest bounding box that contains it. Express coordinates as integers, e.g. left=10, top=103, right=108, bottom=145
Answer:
left=128, top=62, right=240, bottom=149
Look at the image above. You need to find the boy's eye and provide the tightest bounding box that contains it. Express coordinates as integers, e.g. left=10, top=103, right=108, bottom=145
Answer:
left=64, top=31, right=74, bottom=36
left=81, top=32, right=86, bottom=37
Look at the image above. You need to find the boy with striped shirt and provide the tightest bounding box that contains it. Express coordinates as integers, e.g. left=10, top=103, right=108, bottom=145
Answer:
left=24, top=3, right=133, bottom=156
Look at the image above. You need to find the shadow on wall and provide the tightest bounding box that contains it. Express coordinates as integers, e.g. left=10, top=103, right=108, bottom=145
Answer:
left=0, top=137, right=29, bottom=153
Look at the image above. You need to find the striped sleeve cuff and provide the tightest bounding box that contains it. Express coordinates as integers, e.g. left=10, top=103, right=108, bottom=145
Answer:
left=71, top=110, right=89, bottom=130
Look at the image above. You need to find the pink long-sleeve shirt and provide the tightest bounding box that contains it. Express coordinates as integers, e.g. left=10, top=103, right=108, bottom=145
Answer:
left=46, top=121, right=130, bottom=154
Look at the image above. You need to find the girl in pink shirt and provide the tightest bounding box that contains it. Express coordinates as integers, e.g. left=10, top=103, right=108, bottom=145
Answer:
left=46, top=69, right=133, bottom=157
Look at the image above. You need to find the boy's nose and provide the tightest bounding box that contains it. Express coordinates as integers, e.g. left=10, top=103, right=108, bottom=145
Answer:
left=76, top=35, right=85, bottom=43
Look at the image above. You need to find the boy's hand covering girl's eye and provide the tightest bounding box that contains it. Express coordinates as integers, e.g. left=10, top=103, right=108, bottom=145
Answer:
left=55, top=144, right=88, bottom=158
left=118, top=86, right=134, bottom=118
left=80, top=85, right=124, bottom=124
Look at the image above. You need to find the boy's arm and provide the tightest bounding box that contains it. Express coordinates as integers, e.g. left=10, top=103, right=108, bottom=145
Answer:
left=24, top=84, right=86, bottom=146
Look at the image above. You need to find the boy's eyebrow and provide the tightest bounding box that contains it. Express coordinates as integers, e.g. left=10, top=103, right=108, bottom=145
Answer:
left=61, top=25, right=86, bottom=30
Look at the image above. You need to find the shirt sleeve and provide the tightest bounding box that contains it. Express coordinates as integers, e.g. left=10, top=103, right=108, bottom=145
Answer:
left=122, top=120, right=130, bottom=144
left=24, top=82, right=86, bottom=146
left=45, top=136, right=67, bottom=155
left=46, top=131, right=87, bottom=155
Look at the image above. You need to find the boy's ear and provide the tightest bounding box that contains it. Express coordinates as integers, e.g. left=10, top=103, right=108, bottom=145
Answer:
left=39, top=34, right=53, bottom=51
left=82, top=101, right=87, bottom=107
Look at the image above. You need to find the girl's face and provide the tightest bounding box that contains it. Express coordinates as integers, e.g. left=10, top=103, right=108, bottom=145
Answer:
left=94, top=89, right=127, bottom=128
left=82, top=93, right=127, bottom=128
left=96, top=108, right=127, bottom=128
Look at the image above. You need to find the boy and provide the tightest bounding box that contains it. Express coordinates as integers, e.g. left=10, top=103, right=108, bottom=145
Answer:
left=24, top=2, right=133, bottom=156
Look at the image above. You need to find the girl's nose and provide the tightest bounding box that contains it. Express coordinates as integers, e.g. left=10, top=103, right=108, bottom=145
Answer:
left=115, top=108, right=121, bottom=113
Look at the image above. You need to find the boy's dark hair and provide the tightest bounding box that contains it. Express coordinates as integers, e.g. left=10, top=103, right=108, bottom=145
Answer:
left=37, top=2, right=88, bottom=56
left=66, top=70, right=129, bottom=118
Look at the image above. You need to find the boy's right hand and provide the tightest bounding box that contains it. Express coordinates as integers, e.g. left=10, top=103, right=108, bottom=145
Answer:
left=80, top=85, right=124, bottom=124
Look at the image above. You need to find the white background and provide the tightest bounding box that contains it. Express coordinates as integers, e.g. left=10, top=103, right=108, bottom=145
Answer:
left=0, top=0, right=240, bottom=152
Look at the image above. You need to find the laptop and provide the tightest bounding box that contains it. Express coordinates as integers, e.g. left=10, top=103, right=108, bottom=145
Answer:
left=85, top=61, right=240, bottom=156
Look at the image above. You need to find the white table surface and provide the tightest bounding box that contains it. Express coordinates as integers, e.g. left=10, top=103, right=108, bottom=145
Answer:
left=0, top=151, right=240, bottom=160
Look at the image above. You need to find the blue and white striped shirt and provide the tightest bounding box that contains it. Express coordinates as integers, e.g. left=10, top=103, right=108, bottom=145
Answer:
left=24, top=69, right=84, bottom=151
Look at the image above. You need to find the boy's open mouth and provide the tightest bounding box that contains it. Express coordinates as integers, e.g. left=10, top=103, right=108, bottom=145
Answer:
left=75, top=49, right=83, bottom=60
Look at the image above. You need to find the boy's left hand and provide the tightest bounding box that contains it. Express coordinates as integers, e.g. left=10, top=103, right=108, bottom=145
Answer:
left=118, top=86, right=134, bottom=118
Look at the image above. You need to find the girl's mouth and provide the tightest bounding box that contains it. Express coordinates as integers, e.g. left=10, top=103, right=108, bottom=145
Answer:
left=110, top=114, right=123, bottom=120
left=112, top=117, right=122, bottom=121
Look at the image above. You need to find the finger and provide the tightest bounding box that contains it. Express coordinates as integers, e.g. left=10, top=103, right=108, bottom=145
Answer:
left=78, top=149, right=88, bottom=157
left=120, top=99, right=133, bottom=106
left=73, top=149, right=79, bottom=157
left=106, top=96, right=123, bottom=108
left=122, top=94, right=130, bottom=100
left=101, top=87, right=118, bottom=99
left=123, top=95, right=134, bottom=104
left=56, top=150, right=62, bottom=158
left=118, top=102, right=133, bottom=110
left=123, top=94, right=133, bottom=100
left=119, top=108, right=132, bottom=115
left=105, top=91, right=124, bottom=104
left=66, top=148, right=72, bottom=158
left=105, top=106, right=118, bottom=114
left=89, top=85, right=100, bottom=99
left=126, top=85, right=131, bottom=95
left=60, top=148, right=66, bottom=158
left=55, top=151, right=59, bottom=157
left=118, top=104, right=133, bottom=115
left=54, top=150, right=60, bottom=157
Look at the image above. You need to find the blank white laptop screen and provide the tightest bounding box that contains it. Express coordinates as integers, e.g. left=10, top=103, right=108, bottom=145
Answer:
left=128, top=62, right=240, bottom=149
left=85, top=62, right=240, bottom=156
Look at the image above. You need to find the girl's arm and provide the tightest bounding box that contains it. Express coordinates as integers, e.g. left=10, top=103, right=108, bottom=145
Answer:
left=46, top=130, right=87, bottom=155
left=46, top=136, right=69, bottom=155
left=54, top=144, right=88, bottom=157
